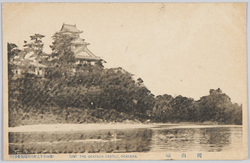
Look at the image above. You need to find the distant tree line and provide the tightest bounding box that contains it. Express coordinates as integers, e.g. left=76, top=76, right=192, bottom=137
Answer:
left=8, top=33, right=242, bottom=127
left=152, top=88, right=242, bottom=124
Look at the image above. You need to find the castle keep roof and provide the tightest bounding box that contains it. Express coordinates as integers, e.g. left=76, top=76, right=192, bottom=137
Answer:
left=59, top=24, right=83, bottom=34
left=73, top=46, right=101, bottom=61
left=58, top=23, right=102, bottom=62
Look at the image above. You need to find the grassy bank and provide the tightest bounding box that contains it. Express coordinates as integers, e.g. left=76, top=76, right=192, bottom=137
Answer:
left=9, top=106, right=146, bottom=127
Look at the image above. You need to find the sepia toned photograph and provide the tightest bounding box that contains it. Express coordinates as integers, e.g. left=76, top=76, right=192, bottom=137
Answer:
left=2, top=2, right=248, bottom=160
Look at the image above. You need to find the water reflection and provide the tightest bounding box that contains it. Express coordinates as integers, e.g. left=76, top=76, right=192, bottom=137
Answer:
left=150, top=127, right=242, bottom=152
left=9, top=126, right=242, bottom=154
left=9, top=128, right=152, bottom=154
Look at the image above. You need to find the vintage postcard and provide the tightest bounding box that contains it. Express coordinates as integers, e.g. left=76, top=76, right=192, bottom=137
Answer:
left=2, top=3, right=248, bottom=160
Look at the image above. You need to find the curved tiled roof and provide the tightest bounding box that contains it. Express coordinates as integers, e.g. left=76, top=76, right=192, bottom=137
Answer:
left=57, top=23, right=103, bottom=62
left=74, top=46, right=101, bottom=61
left=59, top=23, right=83, bottom=33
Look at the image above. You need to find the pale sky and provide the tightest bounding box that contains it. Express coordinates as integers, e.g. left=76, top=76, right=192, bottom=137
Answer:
left=3, top=3, right=247, bottom=104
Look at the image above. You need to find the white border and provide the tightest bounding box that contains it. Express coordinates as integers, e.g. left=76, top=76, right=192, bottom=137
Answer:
left=0, top=1, right=249, bottom=162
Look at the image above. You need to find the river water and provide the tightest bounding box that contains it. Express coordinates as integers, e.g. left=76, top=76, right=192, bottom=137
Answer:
left=9, top=125, right=242, bottom=154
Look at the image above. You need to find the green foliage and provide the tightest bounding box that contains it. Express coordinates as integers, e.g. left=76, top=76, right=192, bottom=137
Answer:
left=8, top=32, right=243, bottom=127
left=23, top=34, right=48, bottom=66
left=50, top=32, right=76, bottom=64
left=153, top=94, right=174, bottom=122
left=198, top=88, right=242, bottom=124
left=7, top=43, right=21, bottom=80
left=170, top=96, right=197, bottom=122
left=152, top=88, right=242, bottom=125
left=47, top=32, right=77, bottom=80
left=152, top=95, right=199, bottom=123
left=24, top=34, right=45, bottom=55
left=8, top=43, right=20, bottom=62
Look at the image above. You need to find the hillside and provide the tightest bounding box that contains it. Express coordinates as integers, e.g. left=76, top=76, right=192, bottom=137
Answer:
left=7, top=32, right=242, bottom=127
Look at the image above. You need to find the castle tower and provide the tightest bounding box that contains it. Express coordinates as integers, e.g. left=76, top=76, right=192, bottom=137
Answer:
left=58, top=23, right=102, bottom=65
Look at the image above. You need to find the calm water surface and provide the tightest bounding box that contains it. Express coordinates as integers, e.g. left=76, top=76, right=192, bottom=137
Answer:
left=9, top=125, right=242, bottom=154
left=150, top=126, right=242, bottom=152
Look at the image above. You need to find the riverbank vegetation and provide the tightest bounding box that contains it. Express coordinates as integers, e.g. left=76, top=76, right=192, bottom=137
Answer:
left=8, top=33, right=242, bottom=127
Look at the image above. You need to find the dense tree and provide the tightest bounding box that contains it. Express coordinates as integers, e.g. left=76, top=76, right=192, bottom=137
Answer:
left=7, top=43, right=21, bottom=80
left=50, top=32, right=76, bottom=58
left=153, top=94, right=173, bottom=122
left=151, top=88, right=241, bottom=124
left=198, top=88, right=242, bottom=124
left=8, top=33, right=243, bottom=126
left=8, top=43, right=20, bottom=62
left=170, top=96, right=196, bottom=122
left=23, top=34, right=47, bottom=63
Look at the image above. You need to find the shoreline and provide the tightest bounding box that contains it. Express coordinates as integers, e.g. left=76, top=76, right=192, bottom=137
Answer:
left=8, top=123, right=242, bottom=133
